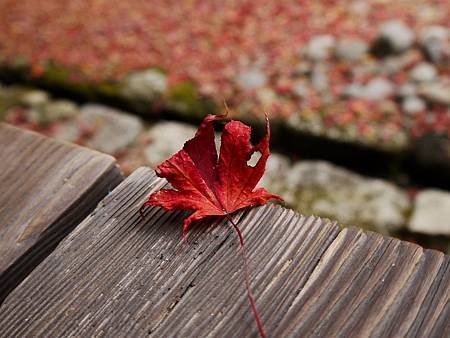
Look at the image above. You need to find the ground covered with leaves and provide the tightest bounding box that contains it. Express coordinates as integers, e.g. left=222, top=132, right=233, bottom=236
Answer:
left=0, top=0, right=449, bottom=148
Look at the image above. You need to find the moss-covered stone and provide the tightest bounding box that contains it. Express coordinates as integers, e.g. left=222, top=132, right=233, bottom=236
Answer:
left=165, top=81, right=215, bottom=118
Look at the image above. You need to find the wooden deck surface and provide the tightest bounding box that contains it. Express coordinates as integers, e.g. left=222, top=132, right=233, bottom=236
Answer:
left=1, top=167, right=448, bottom=337
left=0, top=123, right=123, bottom=303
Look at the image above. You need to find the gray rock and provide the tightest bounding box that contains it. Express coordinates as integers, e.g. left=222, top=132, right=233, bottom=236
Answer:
left=26, top=100, right=78, bottom=125
left=409, top=190, right=450, bottom=236
left=342, top=83, right=366, bottom=98
left=410, top=62, right=437, bottom=82
left=351, top=61, right=380, bottom=79
left=419, top=25, right=448, bottom=44
left=256, top=87, right=277, bottom=107
left=294, top=62, right=312, bottom=76
left=419, top=82, right=450, bottom=106
left=363, top=77, right=395, bottom=101
left=80, top=104, right=143, bottom=154
left=292, top=79, right=310, bottom=97
left=402, top=96, right=426, bottom=114
left=381, top=51, right=417, bottom=75
left=375, top=20, right=414, bottom=54
left=42, top=100, right=78, bottom=122
left=257, top=154, right=291, bottom=194
left=419, top=26, right=449, bottom=63
left=144, top=121, right=197, bottom=167
left=311, top=64, right=329, bottom=92
left=52, top=122, right=82, bottom=143
left=25, top=109, right=45, bottom=125
left=335, top=38, right=368, bottom=60
left=285, top=161, right=410, bottom=233
left=236, top=69, right=267, bottom=90
left=0, top=85, right=28, bottom=112
left=20, top=90, right=49, bottom=107
left=397, top=83, right=417, bottom=97
left=120, top=69, right=167, bottom=101
left=305, top=35, right=336, bottom=61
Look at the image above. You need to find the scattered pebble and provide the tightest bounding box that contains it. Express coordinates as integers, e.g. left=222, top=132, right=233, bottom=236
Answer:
left=397, top=83, right=417, bottom=98
left=80, top=104, right=143, bottom=154
left=363, top=78, right=395, bottom=101
left=410, top=62, right=437, bottom=82
left=419, top=83, right=450, bottom=106
left=418, top=25, right=449, bottom=63
left=402, top=96, right=426, bottom=114
left=236, top=69, right=267, bottom=91
left=376, top=20, right=415, bottom=54
left=284, top=161, right=410, bottom=233
left=20, top=90, right=49, bottom=107
left=305, top=35, right=335, bottom=61
left=335, top=38, right=368, bottom=61
left=409, top=190, right=450, bottom=236
left=121, top=69, right=167, bottom=101
left=144, top=121, right=197, bottom=167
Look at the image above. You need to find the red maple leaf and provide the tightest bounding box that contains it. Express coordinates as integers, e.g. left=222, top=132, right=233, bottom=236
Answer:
left=141, top=113, right=283, bottom=235
left=141, top=113, right=283, bottom=338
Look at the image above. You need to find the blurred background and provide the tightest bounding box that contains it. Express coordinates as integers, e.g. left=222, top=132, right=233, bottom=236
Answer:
left=0, top=0, right=449, bottom=252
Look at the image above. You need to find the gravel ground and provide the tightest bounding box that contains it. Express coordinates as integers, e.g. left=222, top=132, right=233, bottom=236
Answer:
left=0, top=0, right=448, bottom=147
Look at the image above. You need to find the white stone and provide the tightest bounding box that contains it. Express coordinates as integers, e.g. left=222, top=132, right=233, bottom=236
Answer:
left=294, top=62, right=311, bottom=76
left=144, top=121, right=197, bottom=167
left=305, top=35, right=336, bottom=61
left=42, top=100, right=78, bottom=122
left=409, top=190, right=450, bottom=235
left=378, top=20, right=415, bottom=52
left=26, top=100, right=78, bottom=125
left=236, top=69, right=267, bottom=90
left=292, top=79, right=310, bottom=97
left=402, top=96, right=426, bottom=114
left=381, top=52, right=417, bottom=74
left=257, top=154, right=291, bottom=195
left=363, top=77, right=395, bottom=101
left=311, top=64, right=329, bottom=92
left=355, top=180, right=410, bottom=231
left=410, top=62, right=437, bottom=82
left=80, top=104, right=143, bottom=154
left=256, top=87, right=277, bottom=107
left=419, top=82, right=450, bottom=106
left=342, top=83, right=365, bottom=98
left=419, top=25, right=448, bottom=43
left=53, top=122, right=82, bottom=143
left=419, top=25, right=449, bottom=62
left=20, top=90, right=49, bottom=107
left=335, top=38, right=368, bottom=60
left=285, top=161, right=410, bottom=232
left=121, top=69, right=167, bottom=101
left=397, top=83, right=417, bottom=97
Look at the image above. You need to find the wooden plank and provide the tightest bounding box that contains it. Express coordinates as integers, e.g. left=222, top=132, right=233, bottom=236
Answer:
left=407, top=255, right=450, bottom=338
left=1, top=166, right=448, bottom=337
left=0, top=167, right=340, bottom=337
left=0, top=123, right=123, bottom=303
left=273, top=228, right=450, bottom=338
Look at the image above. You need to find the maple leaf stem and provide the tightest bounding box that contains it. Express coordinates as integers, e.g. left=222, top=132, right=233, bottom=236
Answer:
left=225, top=214, right=266, bottom=338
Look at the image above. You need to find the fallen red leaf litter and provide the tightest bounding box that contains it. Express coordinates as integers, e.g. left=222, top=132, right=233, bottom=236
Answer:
left=141, top=113, right=283, bottom=337
left=1, top=0, right=449, bottom=140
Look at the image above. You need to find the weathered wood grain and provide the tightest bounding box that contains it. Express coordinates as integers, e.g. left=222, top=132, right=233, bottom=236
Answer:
left=273, top=228, right=450, bottom=338
left=0, top=167, right=340, bottom=337
left=0, top=123, right=123, bottom=303
left=0, top=166, right=448, bottom=337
